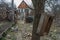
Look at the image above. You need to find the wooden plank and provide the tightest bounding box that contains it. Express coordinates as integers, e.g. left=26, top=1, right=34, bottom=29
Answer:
left=44, top=16, right=54, bottom=34
left=36, top=14, right=46, bottom=36
left=40, top=14, right=50, bottom=35
left=36, top=13, right=54, bottom=36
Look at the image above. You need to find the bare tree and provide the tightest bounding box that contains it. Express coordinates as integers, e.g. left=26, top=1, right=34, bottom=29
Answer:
left=31, top=0, right=47, bottom=40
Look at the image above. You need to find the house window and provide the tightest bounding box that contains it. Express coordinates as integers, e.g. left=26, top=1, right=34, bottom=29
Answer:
left=25, top=8, right=29, bottom=13
left=20, top=9, right=23, bottom=13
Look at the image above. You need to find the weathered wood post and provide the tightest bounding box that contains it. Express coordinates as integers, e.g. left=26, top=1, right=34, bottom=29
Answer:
left=44, top=14, right=54, bottom=34
left=31, top=0, right=46, bottom=40
left=36, top=13, right=54, bottom=36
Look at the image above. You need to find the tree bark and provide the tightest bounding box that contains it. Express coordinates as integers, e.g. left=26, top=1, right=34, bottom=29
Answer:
left=31, top=0, right=46, bottom=40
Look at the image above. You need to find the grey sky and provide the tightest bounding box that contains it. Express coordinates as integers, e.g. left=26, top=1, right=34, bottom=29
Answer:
left=0, top=0, right=60, bottom=9
left=58, top=0, right=60, bottom=5
left=4, top=0, right=34, bottom=8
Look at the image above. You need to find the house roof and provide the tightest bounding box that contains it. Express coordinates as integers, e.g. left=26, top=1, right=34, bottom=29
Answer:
left=18, top=1, right=29, bottom=8
left=17, top=0, right=34, bottom=9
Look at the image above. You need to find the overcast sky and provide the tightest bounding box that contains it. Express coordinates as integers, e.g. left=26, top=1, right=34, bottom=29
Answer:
left=0, top=0, right=60, bottom=9
left=4, top=0, right=34, bottom=8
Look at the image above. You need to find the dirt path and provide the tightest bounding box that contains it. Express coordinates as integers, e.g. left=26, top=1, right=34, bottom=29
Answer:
left=17, top=20, right=33, bottom=40
left=16, top=31, right=22, bottom=40
left=5, top=20, right=33, bottom=40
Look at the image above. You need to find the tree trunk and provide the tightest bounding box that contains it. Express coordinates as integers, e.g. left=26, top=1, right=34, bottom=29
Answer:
left=31, top=0, right=46, bottom=40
